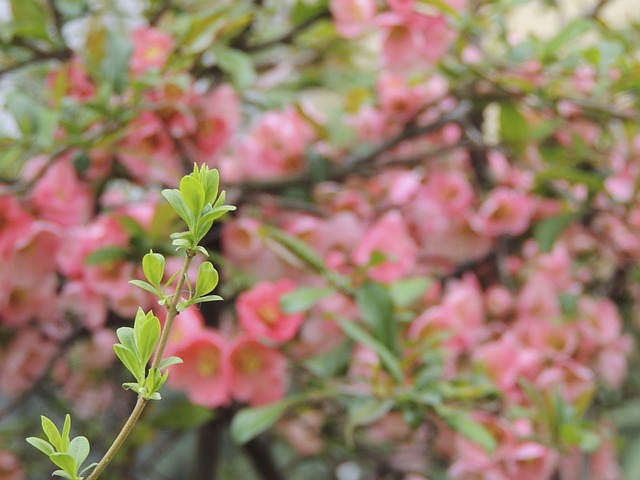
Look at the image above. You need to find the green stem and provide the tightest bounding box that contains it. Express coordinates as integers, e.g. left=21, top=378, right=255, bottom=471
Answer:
left=86, top=252, right=195, bottom=480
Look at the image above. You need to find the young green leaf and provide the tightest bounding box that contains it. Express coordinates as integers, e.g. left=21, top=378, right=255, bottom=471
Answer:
left=129, top=279, right=161, bottom=296
left=49, top=452, right=77, bottom=476
left=162, top=189, right=194, bottom=229
left=158, top=356, right=183, bottom=370
left=337, top=319, right=403, bottom=384
left=41, top=416, right=63, bottom=451
left=26, top=437, right=55, bottom=456
left=142, top=251, right=165, bottom=287
left=114, top=344, right=143, bottom=383
left=195, top=261, right=219, bottom=298
left=180, top=175, right=205, bottom=217
left=61, top=414, right=71, bottom=451
left=136, top=313, right=161, bottom=366
left=231, top=399, right=294, bottom=445
left=356, top=280, right=396, bottom=354
left=67, top=436, right=90, bottom=472
left=279, top=286, right=334, bottom=314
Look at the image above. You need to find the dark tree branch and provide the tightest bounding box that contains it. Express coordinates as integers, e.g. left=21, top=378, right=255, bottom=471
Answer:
left=245, top=10, right=332, bottom=52
left=46, top=0, right=67, bottom=43
left=231, top=101, right=472, bottom=196
left=244, top=436, right=286, bottom=480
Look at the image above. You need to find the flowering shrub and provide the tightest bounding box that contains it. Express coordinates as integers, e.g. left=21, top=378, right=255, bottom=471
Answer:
left=1, top=0, right=640, bottom=478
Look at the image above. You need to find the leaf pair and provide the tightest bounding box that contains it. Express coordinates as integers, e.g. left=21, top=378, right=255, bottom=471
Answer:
left=113, top=308, right=182, bottom=400
left=162, top=164, right=236, bottom=253
left=26, top=415, right=96, bottom=480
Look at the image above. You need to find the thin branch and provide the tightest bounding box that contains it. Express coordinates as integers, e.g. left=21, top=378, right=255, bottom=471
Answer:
left=0, top=48, right=72, bottom=79
left=86, top=253, right=195, bottom=480
left=46, top=0, right=67, bottom=43
left=245, top=10, right=332, bottom=52
left=585, top=0, right=613, bottom=19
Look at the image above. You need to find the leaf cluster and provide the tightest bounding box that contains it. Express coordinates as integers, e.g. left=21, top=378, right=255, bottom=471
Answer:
left=26, top=415, right=96, bottom=480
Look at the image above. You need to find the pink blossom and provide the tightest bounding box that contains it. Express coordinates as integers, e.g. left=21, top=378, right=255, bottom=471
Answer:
left=472, top=187, right=536, bottom=237
left=237, top=280, right=304, bottom=343
left=516, top=274, right=561, bottom=321
left=485, top=285, right=513, bottom=318
left=130, top=26, right=174, bottom=75
left=58, top=280, right=108, bottom=331
left=168, top=329, right=231, bottom=408
left=0, top=329, right=57, bottom=396
left=28, top=158, right=93, bottom=227
left=118, top=111, right=180, bottom=186
left=237, top=108, right=315, bottom=180
left=353, top=210, right=418, bottom=283
left=183, top=84, right=240, bottom=164
left=535, top=360, right=595, bottom=405
left=0, top=195, right=33, bottom=261
left=377, top=11, right=455, bottom=71
left=228, top=336, right=287, bottom=405
left=47, top=57, right=95, bottom=101
left=0, top=450, right=25, bottom=480
left=330, top=0, right=376, bottom=38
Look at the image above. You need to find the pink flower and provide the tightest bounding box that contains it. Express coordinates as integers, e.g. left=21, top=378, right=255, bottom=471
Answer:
left=28, top=158, right=93, bottom=227
left=183, top=84, right=240, bottom=164
left=118, top=112, right=180, bottom=186
left=47, top=57, right=95, bottom=101
left=130, top=26, right=174, bottom=76
left=377, top=11, right=455, bottom=71
left=58, top=280, right=108, bottom=331
left=237, top=107, right=315, bottom=180
left=353, top=210, right=418, bottom=283
left=228, top=336, right=287, bottom=405
left=237, top=280, right=304, bottom=343
left=168, top=329, right=230, bottom=408
left=0, top=329, right=57, bottom=396
left=330, top=0, right=376, bottom=38
left=0, top=195, right=33, bottom=261
left=0, top=450, right=25, bottom=480
left=472, top=187, right=536, bottom=237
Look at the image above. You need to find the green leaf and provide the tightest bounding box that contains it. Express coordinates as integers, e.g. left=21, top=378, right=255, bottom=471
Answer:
left=279, top=287, right=334, bottom=314
left=67, top=436, right=90, bottom=471
left=100, top=30, right=132, bottom=94
left=356, top=281, right=396, bottom=354
left=195, top=261, right=219, bottom=298
left=337, top=319, right=403, bottom=384
left=499, top=102, right=528, bottom=146
left=231, top=398, right=297, bottom=445
left=41, top=416, right=63, bottom=451
left=212, top=45, right=256, bottom=89
left=389, top=277, right=431, bottom=307
left=85, top=246, right=129, bottom=265
left=543, top=18, right=592, bottom=60
left=191, top=294, right=224, bottom=304
left=261, top=226, right=326, bottom=274
left=201, top=167, right=220, bottom=205
left=292, top=0, right=329, bottom=24
left=114, top=344, right=143, bottom=383
left=137, top=314, right=161, bottom=366
left=142, top=251, right=165, bottom=287
left=61, top=414, right=71, bottom=451
left=159, top=356, right=183, bottom=370
left=26, top=437, right=54, bottom=456
left=116, top=327, right=137, bottom=356
left=438, top=409, right=496, bottom=454
left=10, top=0, right=49, bottom=39
left=162, top=189, right=195, bottom=230
left=52, top=471, right=73, bottom=480
left=49, top=452, right=77, bottom=475
left=534, top=213, right=579, bottom=252
left=345, top=399, right=394, bottom=445
left=180, top=175, right=206, bottom=217
left=129, top=279, right=161, bottom=296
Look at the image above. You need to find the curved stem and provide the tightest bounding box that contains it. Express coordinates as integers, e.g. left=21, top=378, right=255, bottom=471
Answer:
left=86, top=252, right=195, bottom=480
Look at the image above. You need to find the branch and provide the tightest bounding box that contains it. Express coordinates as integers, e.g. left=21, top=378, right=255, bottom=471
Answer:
left=585, top=0, right=613, bottom=19
left=46, top=0, right=67, bottom=42
left=231, top=101, right=472, bottom=195
left=245, top=10, right=332, bottom=52
left=0, top=47, right=72, bottom=79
